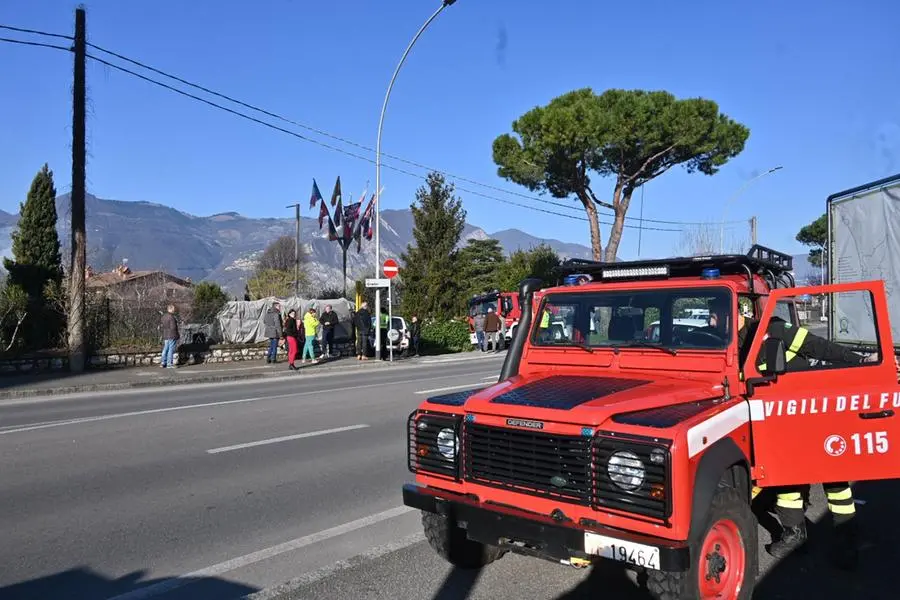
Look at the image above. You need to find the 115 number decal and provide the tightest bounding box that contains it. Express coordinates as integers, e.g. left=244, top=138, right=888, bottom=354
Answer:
left=851, top=431, right=889, bottom=455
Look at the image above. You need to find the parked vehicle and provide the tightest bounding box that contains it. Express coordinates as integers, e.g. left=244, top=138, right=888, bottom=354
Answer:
left=467, top=290, right=521, bottom=348
left=403, top=245, right=900, bottom=599
left=368, top=315, right=409, bottom=357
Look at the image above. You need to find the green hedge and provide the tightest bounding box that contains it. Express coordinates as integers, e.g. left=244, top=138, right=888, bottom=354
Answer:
left=421, top=320, right=472, bottom=354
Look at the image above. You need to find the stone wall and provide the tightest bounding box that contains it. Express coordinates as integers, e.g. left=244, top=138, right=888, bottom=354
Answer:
left=0, top=340, right=358, bottom=375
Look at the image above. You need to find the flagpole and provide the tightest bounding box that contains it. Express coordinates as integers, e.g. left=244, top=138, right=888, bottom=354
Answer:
left=375, top=0, right=457, bottom=358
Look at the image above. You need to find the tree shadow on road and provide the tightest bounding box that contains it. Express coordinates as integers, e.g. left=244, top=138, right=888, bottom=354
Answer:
left=430, top=566, right=483, bottom=600
left=0, top=566, right=259, bottom=600
left=555, top=561, right=654, bottom=599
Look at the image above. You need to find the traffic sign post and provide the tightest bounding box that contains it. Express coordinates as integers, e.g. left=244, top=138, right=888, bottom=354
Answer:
left=382, top=259, right=399, bottom=363
left=365, top=278, right=390, bottom=288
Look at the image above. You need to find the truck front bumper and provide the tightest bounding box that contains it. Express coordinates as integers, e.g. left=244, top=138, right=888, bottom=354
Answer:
left=403, top=483, right=690, bottom=572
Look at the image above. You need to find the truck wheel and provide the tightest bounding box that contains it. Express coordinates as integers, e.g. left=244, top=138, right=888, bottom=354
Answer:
left=645, top=487, right=757, bottom=600
left=422, top=512, right=505, bottom=569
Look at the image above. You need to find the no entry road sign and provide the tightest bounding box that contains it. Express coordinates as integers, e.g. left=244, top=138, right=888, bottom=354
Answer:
left=383, top=258, right=399, bottom=279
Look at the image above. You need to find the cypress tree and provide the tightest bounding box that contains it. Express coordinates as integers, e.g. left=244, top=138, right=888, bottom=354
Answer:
left=3, top=164, right=63, bottom=348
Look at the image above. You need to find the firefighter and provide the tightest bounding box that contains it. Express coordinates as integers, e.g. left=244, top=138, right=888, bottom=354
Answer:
left=707, top=298, right=868, bottom=569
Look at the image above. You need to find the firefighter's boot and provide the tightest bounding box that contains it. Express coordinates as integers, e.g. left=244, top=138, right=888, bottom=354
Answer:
left=765, top=523, right=808, bottom=559
left=830, top=519, right=859, bottom=571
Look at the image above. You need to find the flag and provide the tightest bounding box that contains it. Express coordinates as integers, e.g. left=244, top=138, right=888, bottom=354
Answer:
left=334, top=195, right=343, bottom=228
left=309, top=179, right=324, bottom=209
left=343, top=201, right=361, bottom=224
left=327, top=218, right=339, bottom=241
left=330, top=176, right=342, bottom=207
left=317, top=199, right=330, bottom=229
left=360, top=194, right=376, bottom=240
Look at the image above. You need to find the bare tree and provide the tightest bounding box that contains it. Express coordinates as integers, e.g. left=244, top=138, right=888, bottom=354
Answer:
left=674, top=224, right=748, bottom=257
left=257, top=236, right=300, bottom=273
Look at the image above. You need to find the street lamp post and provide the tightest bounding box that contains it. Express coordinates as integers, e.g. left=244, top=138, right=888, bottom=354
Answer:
left=720, top=165, right=783, bottom=253
left=374, top=0, right=457, bottom=357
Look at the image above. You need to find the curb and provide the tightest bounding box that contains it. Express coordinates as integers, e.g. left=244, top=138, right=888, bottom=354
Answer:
left=0, top=359, right=401, bottom=400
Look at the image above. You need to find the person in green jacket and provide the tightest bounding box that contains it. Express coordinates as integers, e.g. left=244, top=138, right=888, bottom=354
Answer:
left=302, top=307, right=321, bottom=363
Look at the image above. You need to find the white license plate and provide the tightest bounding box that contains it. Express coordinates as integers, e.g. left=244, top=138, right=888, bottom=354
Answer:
left=584, top=532, right=660, bottom=569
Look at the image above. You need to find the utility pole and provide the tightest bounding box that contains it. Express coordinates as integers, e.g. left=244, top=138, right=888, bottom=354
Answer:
left=749, top=216, right=758, bottom=246
left=68, top=6, right=87, bottom=373
left=286, top=202, right=300, bottom=297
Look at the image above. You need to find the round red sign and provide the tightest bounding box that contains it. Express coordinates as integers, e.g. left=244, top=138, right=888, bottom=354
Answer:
left=383, top=258, right=399, bottom=279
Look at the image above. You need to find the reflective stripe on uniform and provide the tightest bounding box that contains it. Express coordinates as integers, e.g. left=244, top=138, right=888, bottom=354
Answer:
left=776, top=491, right=804, bottom=509
left=759, top=326, right=810, bottom=371
left=752, top=486, right=762, bottom=499
left=826, top=486, right=856, bottom=515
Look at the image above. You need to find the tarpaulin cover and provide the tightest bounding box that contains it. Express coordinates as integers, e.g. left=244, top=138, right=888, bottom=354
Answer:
left=216, top=297, right=355, bottom=344
left=829, top=178, right=900, bottom=346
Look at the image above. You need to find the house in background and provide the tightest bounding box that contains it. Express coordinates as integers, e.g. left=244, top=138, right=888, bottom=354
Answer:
left=85, top=263, right=193, bottom=303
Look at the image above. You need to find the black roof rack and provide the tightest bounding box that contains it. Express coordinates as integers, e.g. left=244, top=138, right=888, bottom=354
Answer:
left=554, top=245, right=795, bottom=292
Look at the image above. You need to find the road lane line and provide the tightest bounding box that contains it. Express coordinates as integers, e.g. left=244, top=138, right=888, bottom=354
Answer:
left=103, top=506, right=416, bottom=600
left=416, top=382, right=488, bottom=395
left=0, top=371, right=497, bottom=436
left=206, top=424, right=370, bottom=454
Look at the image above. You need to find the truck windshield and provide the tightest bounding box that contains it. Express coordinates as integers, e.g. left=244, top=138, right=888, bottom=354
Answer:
left=531, top=287, right=733, bottom=350
left=469, top=297, right=499, bottom=316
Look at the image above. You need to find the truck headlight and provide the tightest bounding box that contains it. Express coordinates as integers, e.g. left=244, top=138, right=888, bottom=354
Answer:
left=436, top=427, right=459, bottom=459
left=608, top=450, right=645, bottom=491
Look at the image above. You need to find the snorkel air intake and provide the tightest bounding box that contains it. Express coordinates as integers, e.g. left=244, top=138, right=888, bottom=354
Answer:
left=499, top=278, right=543, bottom=381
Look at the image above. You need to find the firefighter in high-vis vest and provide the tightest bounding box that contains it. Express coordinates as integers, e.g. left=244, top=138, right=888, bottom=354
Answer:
left=708, top=298, right=868, bottom=570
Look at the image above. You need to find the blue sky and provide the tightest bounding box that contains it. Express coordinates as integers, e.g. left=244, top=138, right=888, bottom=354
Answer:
left=1, top=0, right=899, bottom=262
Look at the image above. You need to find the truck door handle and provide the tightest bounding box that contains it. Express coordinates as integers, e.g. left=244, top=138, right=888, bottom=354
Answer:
left=859, top=410, right=895, bottom=420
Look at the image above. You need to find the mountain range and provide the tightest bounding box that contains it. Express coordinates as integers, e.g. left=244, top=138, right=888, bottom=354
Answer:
left=0, top=194, right=594, bottom=298
left=0, top=193, right=820, bottom=296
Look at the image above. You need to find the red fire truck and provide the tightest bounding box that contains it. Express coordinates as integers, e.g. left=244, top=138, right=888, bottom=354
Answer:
left=405, top=245, right=900, bottom=599
left=467, top=290, right=521, bottom=348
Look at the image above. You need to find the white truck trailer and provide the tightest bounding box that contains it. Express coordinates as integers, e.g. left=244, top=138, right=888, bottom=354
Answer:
left=826, top=172, right=900, bottom=350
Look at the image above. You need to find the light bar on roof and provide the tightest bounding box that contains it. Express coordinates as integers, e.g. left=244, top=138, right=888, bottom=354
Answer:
left=601, top=265, right=670, bottom=279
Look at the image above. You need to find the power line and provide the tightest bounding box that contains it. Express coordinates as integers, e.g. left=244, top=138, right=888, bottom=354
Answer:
left=3, top=26, right=741, bottom=232
left=86, top=52, right=683, bottom=232
left=0, top=24, right=73, bottom=40
left=0, top=36, right=71, bottom=52
left=85, top=41, right=746, bottom=228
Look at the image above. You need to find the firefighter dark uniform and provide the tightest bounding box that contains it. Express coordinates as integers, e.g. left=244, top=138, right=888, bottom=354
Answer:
left=741, top=317, right=863, bottom=569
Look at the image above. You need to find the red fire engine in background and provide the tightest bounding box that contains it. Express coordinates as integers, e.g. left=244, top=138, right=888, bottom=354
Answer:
left=466, top=290, right=521, bottom=348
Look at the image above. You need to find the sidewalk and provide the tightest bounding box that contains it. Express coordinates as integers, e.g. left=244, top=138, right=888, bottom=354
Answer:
left=0, top=356, right=394, bottom=400
left=0, top=350, right=497, bottom=400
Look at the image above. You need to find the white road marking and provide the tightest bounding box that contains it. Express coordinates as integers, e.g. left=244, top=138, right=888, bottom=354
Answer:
left=207, top=424, right=370, bottom=454
left=246, top=532, right=425, bottom=600
left=104, top=506, right=415, bottom=600
left=415, top=382, right=489, bottom=395
left=0, top=371, right=497, bottom=436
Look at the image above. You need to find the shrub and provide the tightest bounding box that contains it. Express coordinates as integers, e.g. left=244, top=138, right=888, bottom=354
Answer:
left=421, top=319, right=472, bottom=354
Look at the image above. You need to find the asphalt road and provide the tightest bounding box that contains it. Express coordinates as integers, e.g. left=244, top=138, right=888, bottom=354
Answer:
left=1, top=349, right=897, bottom=600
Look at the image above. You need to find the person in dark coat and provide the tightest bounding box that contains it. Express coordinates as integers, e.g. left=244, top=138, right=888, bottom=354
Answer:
left=320, top=304, right=339, bottom=359
left=355, top=301, right=372, bottom=360
left=159, top=304, right=179, bottom=368
left=263, top=302, right=283, bottom=363
left=409, top=315, right=421, bottom=357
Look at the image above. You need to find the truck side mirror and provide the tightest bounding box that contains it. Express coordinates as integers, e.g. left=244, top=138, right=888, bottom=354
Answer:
left=761, top=337, right=787, bottom=376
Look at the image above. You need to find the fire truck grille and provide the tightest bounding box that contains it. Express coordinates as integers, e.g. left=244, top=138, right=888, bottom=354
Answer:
left=463, top=423, right=592, bottom=505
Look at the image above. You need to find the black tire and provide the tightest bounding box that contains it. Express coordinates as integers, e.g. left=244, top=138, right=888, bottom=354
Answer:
left=645, top=487, right=757, bottom=600
left=422, top=512, right=505, bottom=569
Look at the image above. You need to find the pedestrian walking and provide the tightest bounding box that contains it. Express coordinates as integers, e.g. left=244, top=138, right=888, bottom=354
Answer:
left=302, top=306, right=320, bottom=363
left=484, top=307, right=502, bottom=353
left=409, top=315, right=421, bottom=357
left=159, top=304, right=179, bottom=368
left=263, top=301, right=283, bottom=363
left=355, top=301, right=372, bottom=360
left=320, top=304, right=338, bottom=358
left=283, top=309, right=301, bottom=370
